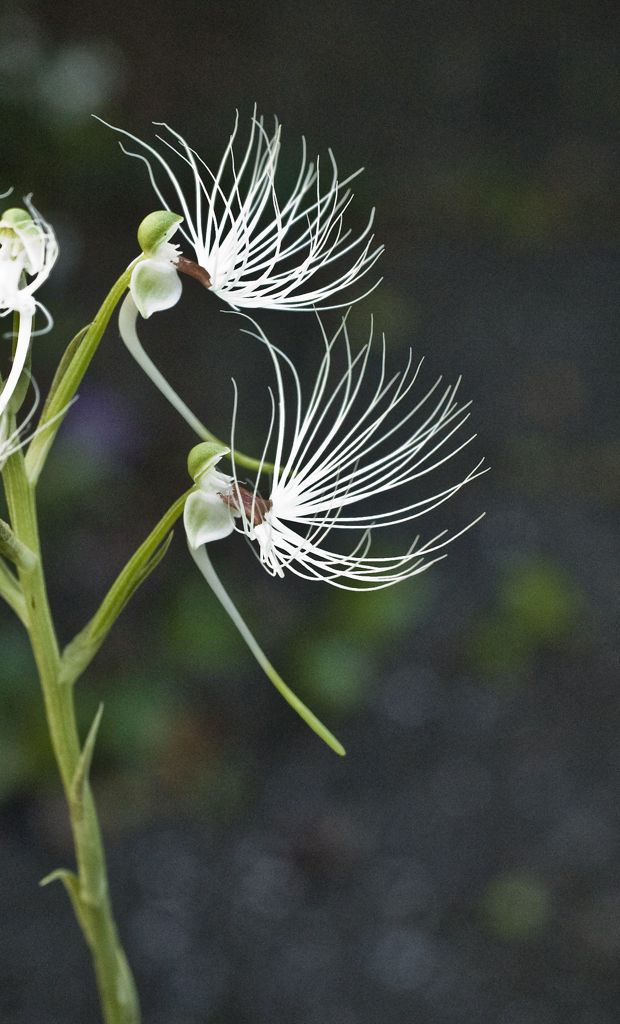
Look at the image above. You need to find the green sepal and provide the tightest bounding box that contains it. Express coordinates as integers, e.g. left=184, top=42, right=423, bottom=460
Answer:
left=1, top=207, right=33, bottom=229
left=187, top=441, right=230, bottom=482
left=137, top=210, right=182, bottom=255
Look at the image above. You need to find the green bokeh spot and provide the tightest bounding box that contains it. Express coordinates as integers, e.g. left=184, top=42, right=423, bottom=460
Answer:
left=483, top=870, right=551, bottom=941
left=470, top=557, right=581, bottom=677
left=300, top=637, right=372, bottom=715
left=501, top=561, right=579, bottom=640
left=164, top=575, right=249, bottom=676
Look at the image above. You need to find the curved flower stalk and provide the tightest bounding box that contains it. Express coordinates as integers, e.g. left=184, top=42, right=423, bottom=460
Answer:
left=102, top=111, right=383, bottom=316
left=0, top=199, right=58, bottom=417
left=183, top=443, right=346, bottom=756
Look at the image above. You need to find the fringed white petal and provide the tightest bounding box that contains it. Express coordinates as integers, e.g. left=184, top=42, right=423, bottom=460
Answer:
left=230, top=316, right=485, bottom=590
left=102, top=112, right=383, bottom=312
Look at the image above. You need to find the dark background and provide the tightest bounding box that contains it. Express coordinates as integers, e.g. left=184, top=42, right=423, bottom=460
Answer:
left=1, top=2, right=619, bottom=1022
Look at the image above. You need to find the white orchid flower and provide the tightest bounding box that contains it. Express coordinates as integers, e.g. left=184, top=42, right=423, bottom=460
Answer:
left=220, top=318, right=486, bottom=591
left=181, top=320, right=485, bottom=753
left=0, top=197, right=58, bottom=418
left=102, top=111, right=383, bottom=315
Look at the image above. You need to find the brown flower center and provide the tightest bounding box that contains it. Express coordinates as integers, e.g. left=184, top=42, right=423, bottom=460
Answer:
left=222, top=484, right=272, bottom=527
left=175, top=256, right=212, bottom=289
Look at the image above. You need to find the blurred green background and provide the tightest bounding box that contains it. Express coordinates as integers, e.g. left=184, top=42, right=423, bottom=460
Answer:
left=1, top=2, right=619, bottom=1022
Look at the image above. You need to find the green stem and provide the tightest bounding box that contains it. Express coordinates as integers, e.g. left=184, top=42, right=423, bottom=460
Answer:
left=25, top=263, right=139, bottom=485
left=2, top=445, right=140, bottom=1024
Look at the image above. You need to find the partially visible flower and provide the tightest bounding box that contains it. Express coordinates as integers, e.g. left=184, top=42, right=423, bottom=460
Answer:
left=0, top=198, right=58, bottom=417
left=103, top=111, right=383, bottom=315
left=0, top=198, right=57, bottom=321
left=0, top=376, right=73, bottom=471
